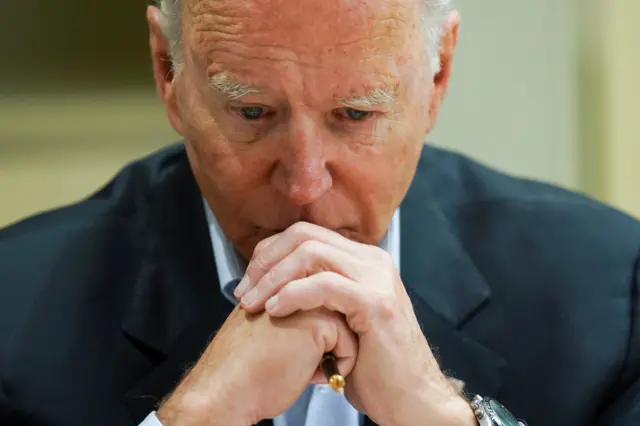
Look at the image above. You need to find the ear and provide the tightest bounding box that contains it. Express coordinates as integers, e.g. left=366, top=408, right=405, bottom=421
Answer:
left=147, top=6, right=184, bottom=136
left=425, top=10, right=461, bottom=134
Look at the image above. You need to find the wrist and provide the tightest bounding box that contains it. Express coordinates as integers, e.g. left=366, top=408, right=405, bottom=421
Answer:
left=157, top=384, right=249, bottom=426
left=391, top=381, right=476, bottom=426
left=437, top=395, right=478, bottom=426
left=156, top=390, right=210, bottom=426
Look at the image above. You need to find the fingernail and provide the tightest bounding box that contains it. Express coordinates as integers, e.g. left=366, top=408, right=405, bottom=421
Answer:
left=265, top=295, right=279, bottom=312
left=241, top=288, right=259, bottom=306
left=234, top=276, right=251, bottom=298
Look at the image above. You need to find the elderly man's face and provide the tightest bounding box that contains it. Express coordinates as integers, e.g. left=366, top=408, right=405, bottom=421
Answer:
left=148, top=0, right=458, bottom=259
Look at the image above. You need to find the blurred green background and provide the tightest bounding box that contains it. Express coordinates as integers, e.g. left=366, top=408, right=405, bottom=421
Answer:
left=1, top=0, right=638, bottom=227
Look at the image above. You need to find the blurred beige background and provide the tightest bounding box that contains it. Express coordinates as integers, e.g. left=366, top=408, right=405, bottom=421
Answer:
left=1, top=0, right=638, bottom=228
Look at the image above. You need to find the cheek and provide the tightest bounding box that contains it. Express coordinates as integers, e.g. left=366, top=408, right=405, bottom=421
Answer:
left=340, top=142, right=412, bottom=203
left=369, top=124, right=423, bottom=197
left=185, top=136, right=283, bottom=218
left=176, top=80, right=252, bottom=184
left=188, top=139, right=269, bottom=194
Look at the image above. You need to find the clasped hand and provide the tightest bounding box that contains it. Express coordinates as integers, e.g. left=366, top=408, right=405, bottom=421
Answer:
left=158, top=222, right=474, bottom=426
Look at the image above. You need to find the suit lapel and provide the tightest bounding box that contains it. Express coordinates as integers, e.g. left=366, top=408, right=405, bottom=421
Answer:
left=120, top=151, right=249, bottom=422
left=397, top=146, right=507, bottom=400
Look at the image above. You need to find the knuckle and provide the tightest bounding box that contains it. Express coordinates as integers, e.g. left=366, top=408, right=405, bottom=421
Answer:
left=309, top=272, right=336, bottom=295
left=310, top=316, right=335, bottom=351
left=367, top=249, right=399, bottom=283
left=298, top=239, right=322, bottom=256
left=318, top=271, right=339, bottom=285
left=247, top=256, right=267, bottom=277
left=276, top=281, right=293, bottom=299
left=261, top=266, right=279, bottom=286
left=374, top=246, right=395, bottom=268
left=253, top=237, right=271, bottom=255
left=324, top=272, right=345, bottom=292
left=373, top=290, right=398, bottom=321
left=288, top=222, right=313, bottom=239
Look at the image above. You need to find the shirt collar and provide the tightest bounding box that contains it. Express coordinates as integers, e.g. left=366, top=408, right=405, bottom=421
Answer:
left=204, top=200, right=401, bottom=304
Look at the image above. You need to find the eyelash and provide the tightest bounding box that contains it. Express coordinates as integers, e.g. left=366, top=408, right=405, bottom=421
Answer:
left=231, top=106, right=377, bottom=123
left=231, top=106, right=274, bottom=121
left=334, top=108, right=376, bottom=122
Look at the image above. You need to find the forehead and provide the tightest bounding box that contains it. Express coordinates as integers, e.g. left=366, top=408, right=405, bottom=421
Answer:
left=186, top=0, right=418, bottom=43
left=185, top=0, right=423, bottom=94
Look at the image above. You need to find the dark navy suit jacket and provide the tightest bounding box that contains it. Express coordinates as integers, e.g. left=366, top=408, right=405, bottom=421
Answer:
left=1, top=144, right=639, bottom=425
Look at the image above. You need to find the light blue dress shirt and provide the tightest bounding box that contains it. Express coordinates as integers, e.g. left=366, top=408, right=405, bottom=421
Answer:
left=141, top=204, right=401, bottom=426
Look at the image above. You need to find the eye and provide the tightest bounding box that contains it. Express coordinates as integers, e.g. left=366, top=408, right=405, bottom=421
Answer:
left=340, top=108, right=374, bottom=121
left=239, top=106, right=267, bottom=120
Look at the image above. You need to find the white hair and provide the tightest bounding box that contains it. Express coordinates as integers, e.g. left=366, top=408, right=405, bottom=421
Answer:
left=156, top=0, right=452, bottom=76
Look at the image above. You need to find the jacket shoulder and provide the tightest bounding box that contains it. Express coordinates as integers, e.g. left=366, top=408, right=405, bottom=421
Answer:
left=0, top=144, right=188, bottom=362
left=420, top=145, right=640, bottom=315
left=421, top=145, right=640, bottom=240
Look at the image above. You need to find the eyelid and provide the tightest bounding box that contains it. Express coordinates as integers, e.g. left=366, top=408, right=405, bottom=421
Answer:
left=228, top=101, right=274, bottom=109
left=334, top=108, right=377, bottom=119
left=337, top=107, right=385, bottom=118
left=228, top=104, right=276, bottom=122
left=340, top=106, right=375, bottom=112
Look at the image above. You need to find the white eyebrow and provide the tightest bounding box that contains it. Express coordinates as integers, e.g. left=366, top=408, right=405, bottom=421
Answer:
left=339, top=88, right=397, bottom=109
left=209, top=73, right=263, bottom=100
left=209, top=73, right=396, bottom=108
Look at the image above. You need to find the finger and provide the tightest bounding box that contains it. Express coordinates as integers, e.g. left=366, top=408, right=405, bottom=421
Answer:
left=233, top=233, right=280, bottom=298
left=344, top=381, right=365, bottom=414
left=234, top=222, right=370, bottom=299
left=309, top=367, right=326, bottom=385
left=240, top=241, right=366, bottom=313
left=265, top=272, right=375, bottom=334
left=328, top=310, right=359, bottom=380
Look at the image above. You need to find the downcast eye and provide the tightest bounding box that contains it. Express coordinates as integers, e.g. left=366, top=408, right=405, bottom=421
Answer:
left=342, top=108, right=373, bottom=121
left=239, top=106, right=266, bottom=120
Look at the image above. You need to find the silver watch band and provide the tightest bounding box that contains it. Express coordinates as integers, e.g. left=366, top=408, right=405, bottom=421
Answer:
left=470, top=395, right=528, bottom=426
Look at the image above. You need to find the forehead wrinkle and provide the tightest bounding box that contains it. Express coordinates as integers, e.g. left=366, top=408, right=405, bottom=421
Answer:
left=195, top=27, right=398, bottom=71
left=187, top=0, right=417, bottom=64
left=187, top=0, right=254, bottom=24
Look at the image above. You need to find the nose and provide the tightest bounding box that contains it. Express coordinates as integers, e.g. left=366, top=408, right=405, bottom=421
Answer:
left=271, top=115, right=333, bottom=205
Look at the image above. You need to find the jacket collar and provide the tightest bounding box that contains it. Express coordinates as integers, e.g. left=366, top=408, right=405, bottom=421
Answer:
left=400, top=146, right=492, bottom=327
left=122, top=148, right=236, bottom=421
left=122, top=148, right=229, bottom=356
left=397, top=145, right=505, bottom=401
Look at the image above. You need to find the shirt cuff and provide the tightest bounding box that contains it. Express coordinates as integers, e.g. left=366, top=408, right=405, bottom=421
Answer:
left=139, top=411, right=164, bottom=426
